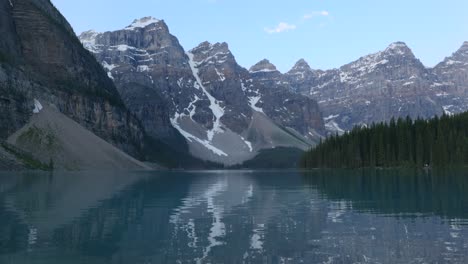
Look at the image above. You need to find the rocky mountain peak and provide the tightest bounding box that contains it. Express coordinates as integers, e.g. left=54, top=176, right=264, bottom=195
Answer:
left=284, top=59, right=321, bottom=93
left=79, top=16, right=178, bottom=55
left=125, top=16, right=162, bottom=30
left=79, top=30, right=98, bottom=39
left=433, top=41, right=468, bottom=94
left=386, top=41, right=408, bottom=48
left=192, top=41, right=229, bottom=54
left=455, top=41, right=468, bottom=57
left=435, top=41, right=468, bottom=69
left=288, top=59, right=312, bottom=73
left=249, top=59, right=279, bottom=73
left=78, top=30, right=99, bottom=50
left=340, top=41, right=421, bottom=78
left=383, top=41, right=414, bottom=57
left=213, top=42, right=229, bottom=51
left=76, top=16, right=327, bottom=165
left=190, top=41, right=234, bottom=66
left=193, top=41, right=212, bottom=50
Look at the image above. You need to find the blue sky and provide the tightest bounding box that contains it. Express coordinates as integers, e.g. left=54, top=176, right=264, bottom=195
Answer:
left=52, top=0, right=468, bottom=72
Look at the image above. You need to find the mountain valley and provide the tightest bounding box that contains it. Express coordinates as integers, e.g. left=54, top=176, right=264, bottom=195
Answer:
left=1, top=1, right=468, bottom=169
left=79, top=17, right=325, bottom=165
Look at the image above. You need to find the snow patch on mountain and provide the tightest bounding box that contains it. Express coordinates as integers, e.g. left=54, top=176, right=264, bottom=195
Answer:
left=325, top=120, right=345, bottom=135
left=187, top=52, right=225, bottom=141
left=241, top=137, right=253, bottom=152
left=199, top=51, right=230, bottom=65
left=249, top=59, right=279, bottom=74
left=385, top=42, right=409, bottom=55
left=79, top=30, right=102, bottom=53
left=436, top=91, right=449, bottom=97
left=33, top=99, right=43, bottom=114
left=345, top=55, right=389, bottom=80
left=241, top=82, right=248, bottom=92
left=102, top=61, right=117, bottom=79
left=324, top=114, right=340, bottom=121
left=102, top=61, right=117, bottom=71
left=125, top=17, right=161, bottom=30
left=215, top=68, right=226, bottom=82
left=248, top=96, right=264, bottom=113
left=443, top=105, right=454, bottom=116
left=115, top=44, right=132, bottom=52
left=187, top=95, right=200, bottom=120
left=170, top=114, right=228, bottom=157
left=249, top=68, right=277, bottom=74
left=137, top=65, right=150, bottom=72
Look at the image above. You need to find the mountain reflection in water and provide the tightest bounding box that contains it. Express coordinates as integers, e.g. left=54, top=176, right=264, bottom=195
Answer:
left=0, top=169, right=467, bottom=264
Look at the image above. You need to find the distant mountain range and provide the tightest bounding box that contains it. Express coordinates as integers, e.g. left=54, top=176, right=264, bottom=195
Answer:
left=287, top=41, right=468, bottom=133
left=79, top=16, right=468, bottom=164
left=1, top=0, right=467, bottom=170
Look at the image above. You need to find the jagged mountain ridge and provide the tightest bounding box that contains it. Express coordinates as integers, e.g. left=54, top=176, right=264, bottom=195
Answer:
left=432, top=41, right=468, bottom=113
left=282, top=41, right=468, bottom=132
left=79, top=17, right=325, bottom=165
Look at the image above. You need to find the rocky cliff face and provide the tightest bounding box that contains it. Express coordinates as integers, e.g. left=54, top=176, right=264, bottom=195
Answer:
left=432, top=42, right=468, bottom=114
left=80, top=18, right=326, bottom=165
left=285, top=59, right=322, bottom=93
left=284, top=42, right=468, bottom=133
left=434, top=42, right=468, bottom=90
left=248, top=59, right=325, bottom=138
left=80, top=17, right=192, bottom=145
left=0, top=0, right=145, bottom=156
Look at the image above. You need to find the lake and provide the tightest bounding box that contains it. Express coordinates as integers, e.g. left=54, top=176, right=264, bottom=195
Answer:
left=0, top=169, right=467, bottom=264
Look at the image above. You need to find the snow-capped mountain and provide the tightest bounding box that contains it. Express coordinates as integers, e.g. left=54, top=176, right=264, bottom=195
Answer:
left=435, top=41, right=468, bottom=86
left=285, top=59, right=322, bottom=94
left=285, top=42, right=468, bottom=132
left=432, top=41, right=468, bottom=114
left=79, top=17, right=325, bottom=165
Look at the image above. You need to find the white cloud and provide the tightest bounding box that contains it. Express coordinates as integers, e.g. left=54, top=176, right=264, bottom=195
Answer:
left=303, top=11, right=329, bottom=20
left=264, top=22, right=297, bottom=34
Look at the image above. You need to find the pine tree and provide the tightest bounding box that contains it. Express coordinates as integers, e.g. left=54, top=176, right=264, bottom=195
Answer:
left=302, top=112, right=468, bottom=169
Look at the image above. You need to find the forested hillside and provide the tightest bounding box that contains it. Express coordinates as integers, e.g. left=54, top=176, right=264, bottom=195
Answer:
left=301, top=113, right=468, bottom=168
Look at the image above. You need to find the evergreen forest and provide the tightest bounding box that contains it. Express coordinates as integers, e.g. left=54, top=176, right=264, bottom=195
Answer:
left=301, top=113, right=468, bottom=168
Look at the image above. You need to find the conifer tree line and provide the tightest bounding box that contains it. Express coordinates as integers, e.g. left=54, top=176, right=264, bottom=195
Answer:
left=301, top=112, right=468, bottom=168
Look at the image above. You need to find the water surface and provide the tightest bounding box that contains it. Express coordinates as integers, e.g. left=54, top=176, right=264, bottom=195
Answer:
left=0, top=169, right=467, bottom=263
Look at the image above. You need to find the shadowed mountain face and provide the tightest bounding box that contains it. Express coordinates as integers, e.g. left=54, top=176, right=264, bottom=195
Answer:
left=7, top=105, right=150, bottom=170
left=283, top=42, right=468, bottom=133
left=79, top=18, right=325, bottom=165
left=433, top=42, right=468, bottom=108
left=0, top=0, right=145, bottom=157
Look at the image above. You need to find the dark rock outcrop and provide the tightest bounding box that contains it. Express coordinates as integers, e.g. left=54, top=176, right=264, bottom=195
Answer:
left=0, top=0, right=145, bottom=157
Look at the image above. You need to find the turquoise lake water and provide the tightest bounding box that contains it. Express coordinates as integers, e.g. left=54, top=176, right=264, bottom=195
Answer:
left=0, top=169, right=467, bottom=263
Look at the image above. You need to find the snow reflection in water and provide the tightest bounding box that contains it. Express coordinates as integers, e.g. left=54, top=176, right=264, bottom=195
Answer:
left=1, top=170, right=468, bottom=263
